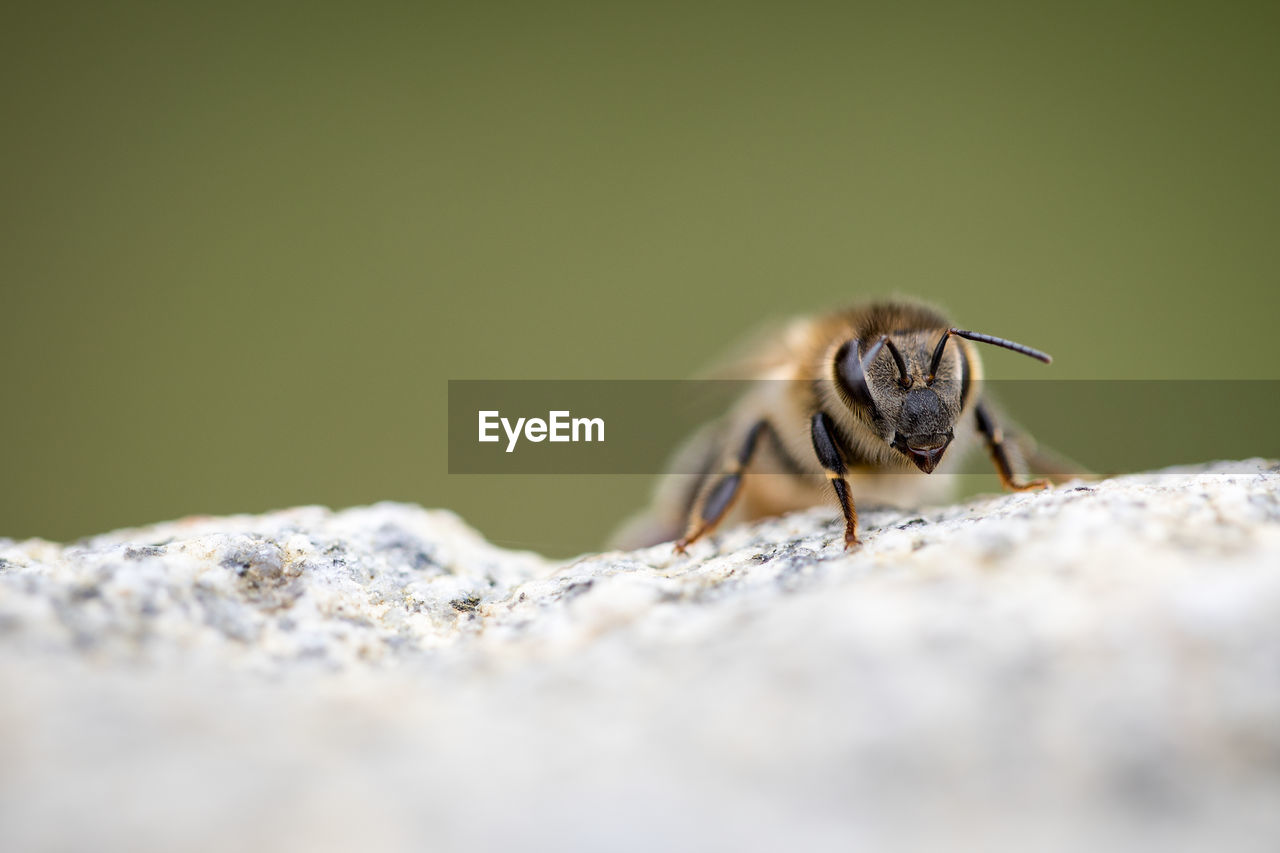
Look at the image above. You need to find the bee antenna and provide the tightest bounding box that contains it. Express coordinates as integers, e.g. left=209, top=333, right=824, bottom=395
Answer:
left=950, top=328, right=1052, bottom=364
left=927, top=329, right=951, bottom=383
left=883, top=338, right=910, bottom=387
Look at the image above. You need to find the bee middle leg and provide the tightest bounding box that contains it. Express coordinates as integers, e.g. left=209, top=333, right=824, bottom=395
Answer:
left=975, top=401, right=1051, bottom=492
left=810, top=411, right=860, bottom=550
left=674, top=420, right=770, bottom=554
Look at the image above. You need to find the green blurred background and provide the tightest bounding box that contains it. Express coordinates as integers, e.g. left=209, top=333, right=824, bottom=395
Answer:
left=3, top=0, right=1277, bottom=555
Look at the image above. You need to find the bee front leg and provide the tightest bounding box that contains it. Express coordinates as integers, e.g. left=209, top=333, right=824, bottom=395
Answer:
left=810, top=411, right=860, bottom=550
left=975, top=401, right=1051, bottom=492
left=674, top=420, right=769, bottom=554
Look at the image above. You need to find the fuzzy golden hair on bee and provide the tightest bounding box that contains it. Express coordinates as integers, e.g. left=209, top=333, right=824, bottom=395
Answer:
left=610, top=299, right=1060, bottom=554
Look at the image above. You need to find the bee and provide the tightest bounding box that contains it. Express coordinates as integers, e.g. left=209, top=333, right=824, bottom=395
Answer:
left=613, top=300, right=1062, bottom=553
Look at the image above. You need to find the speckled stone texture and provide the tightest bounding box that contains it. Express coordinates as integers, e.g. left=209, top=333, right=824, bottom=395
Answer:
left=2, top=460, right=1279, bottom=852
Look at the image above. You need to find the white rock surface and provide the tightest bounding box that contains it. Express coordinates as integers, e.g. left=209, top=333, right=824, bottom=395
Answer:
left=2, top=461, right=1279, bottom=852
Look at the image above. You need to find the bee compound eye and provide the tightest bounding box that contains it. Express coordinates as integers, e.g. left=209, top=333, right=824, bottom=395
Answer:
left=836, top=338, right=882, bottom=411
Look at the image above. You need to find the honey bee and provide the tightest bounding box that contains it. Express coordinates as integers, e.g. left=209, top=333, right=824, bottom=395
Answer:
left=614, top=300, right=1063, bottom=553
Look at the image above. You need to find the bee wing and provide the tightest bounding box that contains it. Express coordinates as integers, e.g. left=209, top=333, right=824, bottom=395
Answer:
left=978, top=398, right=1097, bottom=481
left=692, top=316, right=810, bottom=380
left=1025, top=442, right=1099, bottom=482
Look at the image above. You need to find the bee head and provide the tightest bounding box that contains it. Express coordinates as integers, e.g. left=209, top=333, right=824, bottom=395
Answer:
left=836, top=327, right=1051, bottom=473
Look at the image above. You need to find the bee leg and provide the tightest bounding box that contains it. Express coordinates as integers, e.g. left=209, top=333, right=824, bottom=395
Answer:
left=975, top=401, right=1051, bottom=492
left=810, top=412, right=860, bottom=550
left=674, top=420, right=768, bottom=554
